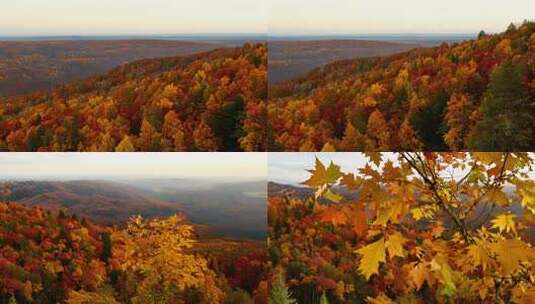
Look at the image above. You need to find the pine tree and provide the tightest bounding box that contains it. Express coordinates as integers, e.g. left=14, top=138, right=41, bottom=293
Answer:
left=268, top=274, right=296, bottom=304
left=319, top=293, right=330, bottom=304
left=468, top=60, right=534, bottom=150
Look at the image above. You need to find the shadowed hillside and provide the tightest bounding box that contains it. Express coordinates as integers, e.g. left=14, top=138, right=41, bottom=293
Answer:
left=0, top=40, right=222, bottom=96
left=268, top=39, right=420, bottom=83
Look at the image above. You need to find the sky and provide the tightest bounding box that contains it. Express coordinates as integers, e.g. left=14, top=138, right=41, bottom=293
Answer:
left=268, top=152, right=383, bottom=185
left=1, top=0, right=533, bottom=36
left=269, top=0, right=535, bottom=35
left=0, top=0, right=267, bottom=36
left=0, top=153, right=267, bottom=181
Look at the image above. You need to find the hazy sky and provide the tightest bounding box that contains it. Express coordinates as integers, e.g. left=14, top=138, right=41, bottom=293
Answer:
left=0, top=0, right=267, bottom=36
left=269, top=153, right=380, bottom=185
left=0, top=153, right=267, bottom=180
left=1, top=1, right=533, bottom=36
left=269, top=0, right=535, bottom=34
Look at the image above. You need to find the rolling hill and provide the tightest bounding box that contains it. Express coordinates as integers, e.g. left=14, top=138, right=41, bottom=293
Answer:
left=0, top=180, right=179, bottom=224
left=0, top=179, right=267, bottom=240
left=268, top=39, right=419, bottom=83
left=269, top=21, right=535, bottom=151
left=0, top=39, right=222, bottom=96
left=0, top=43, right=267, bottom=152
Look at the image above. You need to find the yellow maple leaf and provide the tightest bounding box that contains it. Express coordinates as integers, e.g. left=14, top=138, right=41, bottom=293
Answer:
left=365, top=152, right=382, bottom=167
left=366, top=293, right=394, bottom=304
left=409, top=263, right=428, bottom=290
left=302, top=157, right=342, bottom=188
left=491, top=213, right=517, bottom=235
left=490, top=238, right=535, bottom=276
left=386, top=232, right=407, bottom=258
left=467, top=241, right=491, bottom=271
left=356, top=237, right=385, bottom=280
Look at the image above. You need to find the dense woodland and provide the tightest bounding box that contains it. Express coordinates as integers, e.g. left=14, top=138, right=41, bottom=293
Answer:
left=0, top=43, right=266, bottom=152
left=268, top=152, right=535, bottom=304
left=269, top=22, right=535, bottom=151
left=0, top=202, right=268, bottom=304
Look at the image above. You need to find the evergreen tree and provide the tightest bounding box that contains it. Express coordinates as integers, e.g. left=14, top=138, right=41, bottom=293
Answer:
left=319, top=293, right=330, bottom=304
left=101, top=232, right=112, bottom=264
left=468, top=60, right=534, bottom=150
left=410, top=89, right=449, bottom=151
left=268, top=274, right=296, bottom=304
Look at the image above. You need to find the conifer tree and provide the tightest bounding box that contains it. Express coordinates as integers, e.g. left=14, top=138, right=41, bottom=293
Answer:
left=319, top=293, right=329, bottom=304
left=268, top=274, right=296, bottom=304
left=468, top=60, right=534, bottom=150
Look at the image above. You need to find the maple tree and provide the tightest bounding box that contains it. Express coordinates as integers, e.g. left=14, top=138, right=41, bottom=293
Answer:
left=269, top=152, right=535, bottom=303
left=0, top=43, right=267, bottom=152
left=0, top=202, right=268, bottom=304
left=269, top=21, right=535, bottom=151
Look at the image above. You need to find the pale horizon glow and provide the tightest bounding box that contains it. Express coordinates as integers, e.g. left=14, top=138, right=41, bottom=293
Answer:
left=0, top=0, right=267, bottom=36
left=2, top=1, right=534, bottom=37
left=269, top=0, right=535, bottom=35
left=269, top=153, right=375, bottom=185
left=0, top=153, right=267, bottom=181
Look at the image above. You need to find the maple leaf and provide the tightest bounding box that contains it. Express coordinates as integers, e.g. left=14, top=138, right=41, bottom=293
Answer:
left=491, top=213, right=517, bottom=234
left=386, top=232, right=406, bottom=258
left=366, top=293, right=394, bottom=304
left=302, top=157, right=342, bottom=188
left=324, top=189, right=343, bottom=203
left=472, top=152, right=503, bottom=165
left=348, top=205, right=368, bottom=237
left=341, top=173, right=361, bottom=190
left=365, top=152, right=383, bottom=167
left=409, top=263, right=428, bottom=290
left=490, top=238, right=535, bottom=276
left=467, top=241, right=491, bottom=272
left=303, top=157, right=328, bottom=188
left=356, top=237, right=385, bottom=280
left=317, top=207, right=347, bottom=225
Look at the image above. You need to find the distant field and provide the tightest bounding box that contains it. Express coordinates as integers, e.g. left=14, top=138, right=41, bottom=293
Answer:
left=268, top=39, right=421, bottom=84
left=0, top=39, right=222, bottom=96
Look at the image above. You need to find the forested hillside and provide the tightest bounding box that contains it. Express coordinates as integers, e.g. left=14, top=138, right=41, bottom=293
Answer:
left=0, top=40, right=221, bottom=96
left=0, top=43, right=266, bottom=152
left=0, top=202, right=268, bottom=303
left=269, top=21, right=535, bottom=151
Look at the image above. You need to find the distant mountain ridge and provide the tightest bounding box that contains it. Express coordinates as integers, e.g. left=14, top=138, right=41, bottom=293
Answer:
left=0, top=39, right=222, bottom=96
left=0, top=179, right=267, bottom=240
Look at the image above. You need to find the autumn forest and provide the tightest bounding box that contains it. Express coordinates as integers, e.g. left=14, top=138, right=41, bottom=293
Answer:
left=1, top=4, right=535, bottom=304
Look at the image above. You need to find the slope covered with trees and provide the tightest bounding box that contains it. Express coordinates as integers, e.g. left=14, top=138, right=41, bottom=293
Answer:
left=0, top=202, right=268, bottom=304
left=268, top=153, right=535, bottom=303
left=0, top=40, right=221, bottom=97
left=0, top=43, right=266, bottom=152
left=269, top=22, right=535, bottom=151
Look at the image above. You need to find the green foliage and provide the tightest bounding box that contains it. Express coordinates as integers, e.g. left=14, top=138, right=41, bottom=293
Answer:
left=319, top=292, right=330, bottom=304
left=224, top=289, right=254, bottom=304
left=207, top=95, right=246, bottom=151
left=468, top=60, right=534, bottom=150
left=410, top=89, right=449, bottom=150
left=269, top=21, right=535, bottom=151
left=269, top=274, right=296, bottom=304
